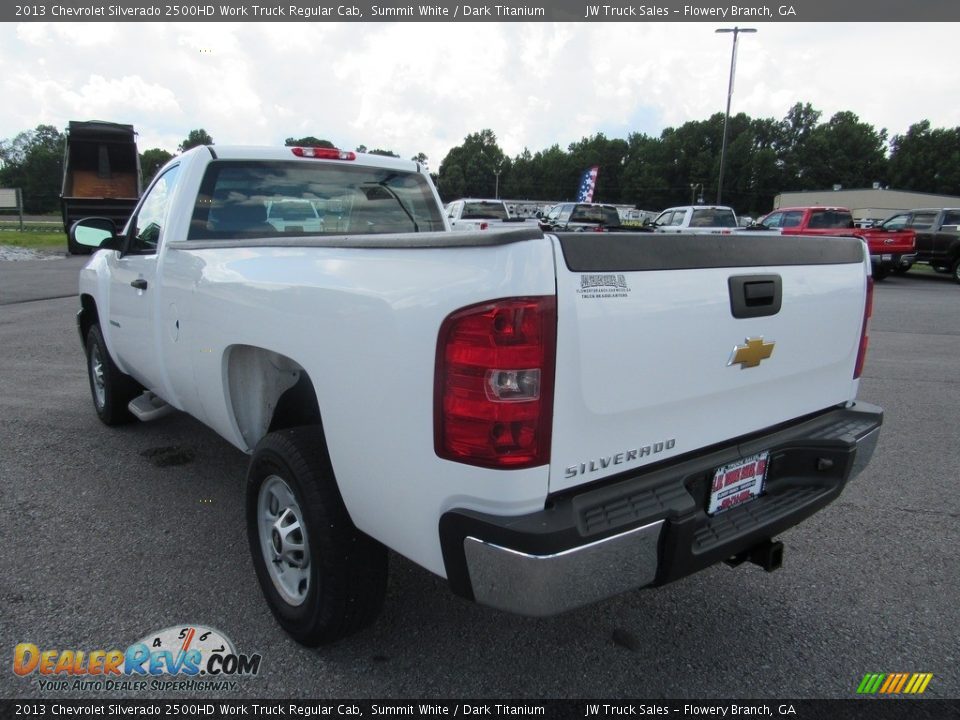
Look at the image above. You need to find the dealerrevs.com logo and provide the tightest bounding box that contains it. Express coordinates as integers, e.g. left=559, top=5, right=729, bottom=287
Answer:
left=13, top=624, right=262, bottom=693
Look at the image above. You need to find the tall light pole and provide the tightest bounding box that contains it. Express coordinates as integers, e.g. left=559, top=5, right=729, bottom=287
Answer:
left=715, top=26, right=756, bottom=205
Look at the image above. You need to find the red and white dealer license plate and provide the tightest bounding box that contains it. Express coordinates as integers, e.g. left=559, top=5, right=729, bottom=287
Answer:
left=707, top=451, right=769, bottom=515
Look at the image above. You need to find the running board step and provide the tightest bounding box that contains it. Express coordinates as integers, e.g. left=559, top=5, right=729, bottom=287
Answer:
left=128, top=392, right=174, bottom=422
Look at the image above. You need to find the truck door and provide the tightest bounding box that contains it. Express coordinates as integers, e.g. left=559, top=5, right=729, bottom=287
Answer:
left=106, top=164, right=181, bottom=391
left=937, top=210, right=960, bottom=258
left=908, top=210, right=940, bottom=262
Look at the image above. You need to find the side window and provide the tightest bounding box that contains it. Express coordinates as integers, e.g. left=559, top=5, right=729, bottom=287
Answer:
left=129, top=165, right=181, bottom=253
left=558, top=204, right=574, bottom=222
left=941, top=210, right=960, bottom=227
left=882, top=214, right=908, bottom=230
left=762, top=213, right=782, bottom=229
left=910, top=212, right=937, bottom=230
left=781, top=211, right=804, bottom=228
left=669, top=211, right=685, bottom=227
left=654, top=211, right=671, bottom=226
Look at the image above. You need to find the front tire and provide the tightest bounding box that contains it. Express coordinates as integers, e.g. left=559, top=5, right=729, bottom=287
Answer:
left=952, top=258, right=960, bottom=285
left=85, top=324, right=138, bottom=425
left=246, top=427, right=387, bottom=646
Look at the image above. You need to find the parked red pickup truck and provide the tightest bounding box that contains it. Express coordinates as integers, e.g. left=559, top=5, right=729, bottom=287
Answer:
left=754, top=206, right=916, bottom=280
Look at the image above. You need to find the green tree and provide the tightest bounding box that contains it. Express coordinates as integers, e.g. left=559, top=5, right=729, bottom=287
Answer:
left=501, top=148, right=535, bottom=199
left=178, top=129, right=214, bottom=153
left=437, top=129, right=506, bottom=201
left=140, top=148, right=174, bottom=185
left=621, top=132, right=670, bottom=209
left=775, top=102, right=821, bottom=190
left=368, top=149, right=400, bottom=158
left=889, top=121, right=960, bottom=195
left=0, top=124, right=65, bottom=213
left=286, top=136, right=335, bottom=148
left=802, top=111, right=888, bottom=191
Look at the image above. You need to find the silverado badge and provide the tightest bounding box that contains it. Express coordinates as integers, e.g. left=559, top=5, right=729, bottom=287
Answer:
left=728, top=337, right=775, bottom=369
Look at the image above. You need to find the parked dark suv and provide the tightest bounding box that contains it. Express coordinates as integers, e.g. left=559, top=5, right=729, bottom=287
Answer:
left=540, top=202, right=624, bottom=232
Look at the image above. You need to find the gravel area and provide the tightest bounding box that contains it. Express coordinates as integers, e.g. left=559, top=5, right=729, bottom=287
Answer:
left=0, top=244, right=66, bottom=261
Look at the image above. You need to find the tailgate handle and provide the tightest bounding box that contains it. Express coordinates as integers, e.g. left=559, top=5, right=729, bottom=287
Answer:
left=729, top=274, right=782, bottom=319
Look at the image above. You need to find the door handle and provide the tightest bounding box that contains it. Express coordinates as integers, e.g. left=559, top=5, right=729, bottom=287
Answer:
left=131, top=279, right=148, bottom=290
left=728, top=274, right=782, bottom=319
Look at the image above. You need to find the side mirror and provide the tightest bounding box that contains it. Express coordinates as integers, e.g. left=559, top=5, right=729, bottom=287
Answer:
left=70, top=218, right=123, bottom=252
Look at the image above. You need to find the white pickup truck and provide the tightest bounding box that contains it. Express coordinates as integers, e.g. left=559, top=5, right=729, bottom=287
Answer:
left=443, top=197, right=537, bottom=231
left=652, top=205, right=739, bottom=233
left=72, top=145, right=882, bottom=646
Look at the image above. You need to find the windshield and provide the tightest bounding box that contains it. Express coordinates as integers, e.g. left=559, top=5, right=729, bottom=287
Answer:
left=462, top=201, right=509, bottom=220
left=187, top=161, right=445, bottom=239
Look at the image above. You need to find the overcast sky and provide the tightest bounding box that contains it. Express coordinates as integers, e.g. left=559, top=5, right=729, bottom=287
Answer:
left=2, top=22, right=958, bottom=169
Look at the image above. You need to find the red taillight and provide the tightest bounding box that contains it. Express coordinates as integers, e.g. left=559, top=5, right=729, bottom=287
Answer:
left=854, top=276, right=874, bottom=379
left=291, top=147, right=356, bottom=161
left=435, top=297, right=557, bottom=469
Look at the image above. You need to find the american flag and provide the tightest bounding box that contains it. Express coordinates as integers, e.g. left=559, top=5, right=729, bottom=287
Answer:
left=576, top=166, right=599, bottom=202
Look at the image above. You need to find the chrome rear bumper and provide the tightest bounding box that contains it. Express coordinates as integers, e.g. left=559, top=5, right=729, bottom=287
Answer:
left=442, top=402, right=883, bottom=617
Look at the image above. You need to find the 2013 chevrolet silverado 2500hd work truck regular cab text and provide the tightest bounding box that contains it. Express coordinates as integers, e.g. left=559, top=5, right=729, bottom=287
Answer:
left=72, top=145, right=883, bottom=645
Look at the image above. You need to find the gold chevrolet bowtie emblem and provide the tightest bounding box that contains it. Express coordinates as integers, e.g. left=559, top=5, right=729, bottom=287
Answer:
left=728, top=337, right=775, bottom=369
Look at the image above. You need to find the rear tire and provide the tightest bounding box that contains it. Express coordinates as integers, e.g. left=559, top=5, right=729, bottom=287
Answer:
left=893, top=262, right=912, bottom=275
left=246, top=426, right=387, bottom=646
left=85, top=324, right=138, bottom=425
left=872, top=265, right=891, bottom=281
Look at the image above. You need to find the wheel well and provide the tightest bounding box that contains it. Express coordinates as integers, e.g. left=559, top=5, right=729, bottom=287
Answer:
left=269, top=373, right=322, bottom=434
left=225, top=345, right=322, bottom=450
left=79, top=294, right=99, bottom=341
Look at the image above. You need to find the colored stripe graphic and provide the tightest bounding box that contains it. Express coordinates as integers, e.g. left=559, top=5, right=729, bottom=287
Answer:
left=857, top=673, right=932, bottom=694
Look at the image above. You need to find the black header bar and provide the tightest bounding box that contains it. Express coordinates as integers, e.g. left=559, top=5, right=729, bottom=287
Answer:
left=6, top=0, right=960, bottom=22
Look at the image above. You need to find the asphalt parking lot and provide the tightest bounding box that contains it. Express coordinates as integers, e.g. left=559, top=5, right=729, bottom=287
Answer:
left=0, top=256, right=957, bottom=700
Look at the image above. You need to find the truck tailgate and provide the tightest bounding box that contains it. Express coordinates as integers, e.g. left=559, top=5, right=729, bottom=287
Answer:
left=548, top=233, right=868, bottom=493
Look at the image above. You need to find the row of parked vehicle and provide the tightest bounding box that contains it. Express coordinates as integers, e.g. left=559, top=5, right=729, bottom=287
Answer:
left=748, top=205, right=960, bottom=284
left=446, top=197, right=960, bottom=285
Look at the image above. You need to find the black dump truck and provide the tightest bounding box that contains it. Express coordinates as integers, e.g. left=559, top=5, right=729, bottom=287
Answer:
left=61, top=121, right=142, bottom=255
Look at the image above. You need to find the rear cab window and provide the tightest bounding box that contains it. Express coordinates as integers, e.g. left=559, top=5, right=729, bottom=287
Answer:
left=461, top=201, right=509, bottom=220
left=187, top=161, right=445, bottom=240
left=690, top=208, right=736, bottom=228
left=807, top=210, right=854, bottom=229
left=569, top=205, right=621, bottom=225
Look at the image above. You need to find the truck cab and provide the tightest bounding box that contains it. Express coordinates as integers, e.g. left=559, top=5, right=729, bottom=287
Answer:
left=652, top=205, right=738, bottom=233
